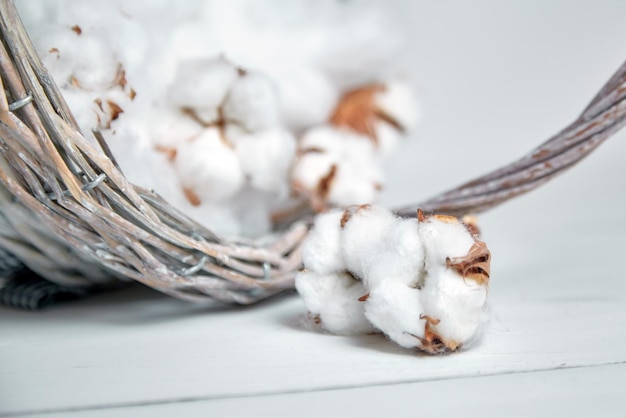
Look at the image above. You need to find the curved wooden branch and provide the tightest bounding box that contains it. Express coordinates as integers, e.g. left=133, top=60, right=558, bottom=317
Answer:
left=395, top=60, right=626, bottom=218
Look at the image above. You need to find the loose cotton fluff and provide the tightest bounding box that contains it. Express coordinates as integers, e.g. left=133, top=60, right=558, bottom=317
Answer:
left=295, top=206, right=491, bottom=354
left=17, top=0, right=418, bottom=238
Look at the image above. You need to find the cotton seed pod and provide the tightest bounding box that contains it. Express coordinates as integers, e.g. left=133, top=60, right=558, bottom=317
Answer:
left=174, top=128, right=244, bottom=204
left=223, top=71, right=281, bottom=132
left=295, top=270, right=375, bottom=335
left=417, top=211, right=491, bottom=353
left=168, top=57, right=239, bottom=125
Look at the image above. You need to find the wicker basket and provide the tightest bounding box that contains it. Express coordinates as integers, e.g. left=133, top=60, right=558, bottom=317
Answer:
left=1, top=0, right=625, bottom=305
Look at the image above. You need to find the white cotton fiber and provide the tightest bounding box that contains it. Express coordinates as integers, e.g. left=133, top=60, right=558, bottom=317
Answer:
left=231, top=127, right=296, bottom=197
left=223, top=72, right=281, bottom=132
left=70, top=33, right=119, bottom=91
left=326, top=155, right=383, bottom=208
left=290, top=151, right=338, bottom=211
left=301, top=209, right=345, bottom=274
left=174, top=128, right=244, bottom=202
left=293, top=125, right=385, bottom=209
left=298, top=125, right=344, bottom=154
left=419, top=216, right=476, bottom=267
left=363, top=277, right=425, bottom=348
left=61, top=88, right=100, bottom=135
left=420, top=268, right=488, bottom=349
left=168, top=58, right=239, bottom=125
left=418, top=215, right=489, bottom=350
left=340, top=205, right=397, bottom=282
left=18, top=0, right=417, bottom=239
left=365, top=218, right=424, bottom=289
left=295, top=270, right=375, bottom=335
left=146, top=109, right=204, bottom=149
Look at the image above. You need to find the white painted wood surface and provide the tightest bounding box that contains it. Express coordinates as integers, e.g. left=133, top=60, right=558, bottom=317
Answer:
left=2, top=1, right=626, bottom=417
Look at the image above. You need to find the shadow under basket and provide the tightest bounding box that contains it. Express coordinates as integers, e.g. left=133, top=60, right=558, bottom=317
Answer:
left=1, top=0, right=625, bottom=307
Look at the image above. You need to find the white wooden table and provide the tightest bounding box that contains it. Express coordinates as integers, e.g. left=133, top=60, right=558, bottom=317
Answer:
left=2, top=2, right=626, bottom=417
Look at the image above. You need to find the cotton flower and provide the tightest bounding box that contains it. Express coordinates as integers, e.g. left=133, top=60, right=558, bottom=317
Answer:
left=296, top=206, right=491, bottom=354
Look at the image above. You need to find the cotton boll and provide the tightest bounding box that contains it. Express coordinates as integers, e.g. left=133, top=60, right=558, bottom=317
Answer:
left=174, top=128, right=244, bottom=203
left=294, top=126, right=384, bottom=209
left=340, top=205, right=397, bottom=283
left=418, top=214, right=491, bottom=352
left=223, top=71, right=281, bottom=132
left=301, top=209, right=345, bottom=274
left=66, top=30, right=120, bottom=90
left=298, top=125, right=344, bottom=155
left=326, top=133, right=384, bottom=207
left=290, top=150, right=338, bottom=211
left=363, top=277, right=426, bottom=349
left=325, top=164, right=381, bottom=208
left=420, top=268, right=488, bottom=351
left=147, top=109, right=205, bottom=149
left=168, top=58, right=239, bottom=124
left=30, top=25, right=77, bottom=86
left=295, top=270, right=375, bottom=335
left=230, top=127, right=296, bottom=197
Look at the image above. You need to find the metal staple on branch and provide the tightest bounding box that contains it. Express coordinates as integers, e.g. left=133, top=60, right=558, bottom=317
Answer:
left=0, top=0, right=624, bottom=305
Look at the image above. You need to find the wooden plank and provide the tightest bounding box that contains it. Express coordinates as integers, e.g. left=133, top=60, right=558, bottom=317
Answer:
left=2, top=236, right=626, bottom=416
left=10, top=363, right=626, bottom=418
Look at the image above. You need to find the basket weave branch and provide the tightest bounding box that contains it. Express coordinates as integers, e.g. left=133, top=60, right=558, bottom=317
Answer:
left=1, top=0, right=625, bottom=305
